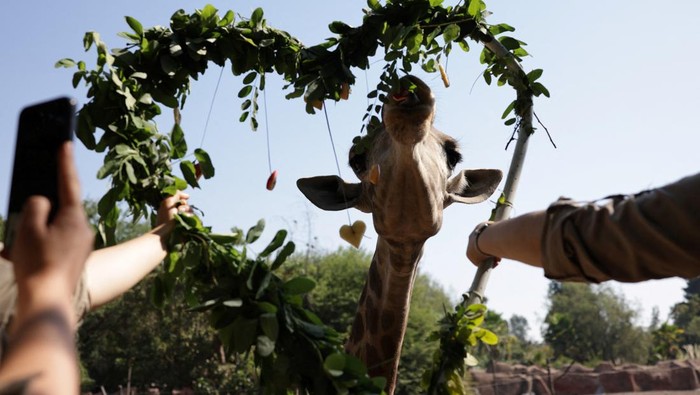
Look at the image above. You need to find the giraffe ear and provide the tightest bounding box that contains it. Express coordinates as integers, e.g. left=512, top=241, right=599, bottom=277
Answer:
left=445, top=169, right=503, bottom=206
left=297, top=176, right=363, bottom=211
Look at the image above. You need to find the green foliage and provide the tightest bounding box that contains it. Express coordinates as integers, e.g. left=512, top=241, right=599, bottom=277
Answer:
left=422, top=300, right=499, bottom=395
left=57, top=2, right=548, bottom=392
left=156, top=216, right=385, bottom=394
left=683, top=278, right=700, bottom=300
left=79, top=274, right=256, bottom=393
left=649, top=322, right=684, bottom=362
left=0, top=214, right=4, bottom=242
left=671, top=282, right=700, bottom=347
left=280, top=248, right=454, bottom=394
left=543, top=282, right=650, bottom=365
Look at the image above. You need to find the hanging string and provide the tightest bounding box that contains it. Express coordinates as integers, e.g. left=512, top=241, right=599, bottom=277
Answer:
left=199, top=66, right=225, bottom=149
left=263, top=86, right=272, bottom=173
left=322, top=103, right=353, bottom=226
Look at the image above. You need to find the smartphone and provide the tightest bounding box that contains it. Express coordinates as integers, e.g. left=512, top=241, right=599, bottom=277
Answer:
left=3, top=97, right=76, bottom=254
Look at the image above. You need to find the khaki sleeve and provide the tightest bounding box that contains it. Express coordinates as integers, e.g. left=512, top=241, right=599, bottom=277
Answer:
left=541, top=173, right=700, bottom=283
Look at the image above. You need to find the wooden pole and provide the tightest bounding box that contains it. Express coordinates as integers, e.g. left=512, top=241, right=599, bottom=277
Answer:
left=466, top=28, right=536, bottom=306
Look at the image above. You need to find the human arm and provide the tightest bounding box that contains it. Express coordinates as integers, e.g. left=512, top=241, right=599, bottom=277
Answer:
left=467, top=173, right=700, bottom=283
left=466, top=211, right=546, bottom=268
left=85, top=191, right=191, bottom=309
left=0, top=142, right=94, bottom=394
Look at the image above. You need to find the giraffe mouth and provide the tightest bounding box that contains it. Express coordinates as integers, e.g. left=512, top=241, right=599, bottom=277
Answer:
left=392, top=90, right=419, bottom=106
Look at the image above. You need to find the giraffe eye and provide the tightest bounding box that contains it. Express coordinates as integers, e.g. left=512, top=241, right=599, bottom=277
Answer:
left=349, top=151, right=368, bottom=176
left=443, top=140, right=462, bottom=171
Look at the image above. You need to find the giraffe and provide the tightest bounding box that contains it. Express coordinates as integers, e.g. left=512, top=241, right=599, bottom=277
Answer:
left=297, top=75, right=503, bottom=393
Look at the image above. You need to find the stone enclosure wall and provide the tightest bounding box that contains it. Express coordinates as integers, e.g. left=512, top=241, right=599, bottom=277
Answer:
left=469, top=360, right=700, bottom=395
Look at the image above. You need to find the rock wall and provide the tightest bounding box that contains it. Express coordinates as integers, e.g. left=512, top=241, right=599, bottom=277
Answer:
left=469, top=360, right=700, bottom=395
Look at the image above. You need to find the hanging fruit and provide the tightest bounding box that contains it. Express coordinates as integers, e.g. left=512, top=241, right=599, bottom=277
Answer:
left=266, top=170, right=278, bottom=191
left=339, top=220, right=366, bottom=249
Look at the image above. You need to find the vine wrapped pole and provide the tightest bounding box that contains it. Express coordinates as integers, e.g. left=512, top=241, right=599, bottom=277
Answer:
left=466, top=29, right=535, bottom=305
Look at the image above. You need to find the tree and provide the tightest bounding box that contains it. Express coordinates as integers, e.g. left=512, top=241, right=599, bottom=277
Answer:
left=670, top=278, right=700, bottom=347
left=79, top=204, right=256, bottom=393
left=56, top=1, right=547, bottom=392
left=543, top=282, right=650, bottom=365
left=650, top=322, right=684, bottom=362
left=284, top=248, right=452, bottom=395
left=683, top=278, right=700, bottom=300
left=509, top=315, right=529, bottom=343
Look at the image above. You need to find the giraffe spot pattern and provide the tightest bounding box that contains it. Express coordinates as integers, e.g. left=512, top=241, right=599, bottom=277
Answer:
left=369, top=265, right=382, bottom=299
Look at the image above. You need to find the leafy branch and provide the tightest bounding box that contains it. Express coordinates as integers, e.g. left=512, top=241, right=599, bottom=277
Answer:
left=57, top=0, right=548, bottom=393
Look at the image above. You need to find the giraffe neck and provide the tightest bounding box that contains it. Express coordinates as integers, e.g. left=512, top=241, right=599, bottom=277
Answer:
left=345, top=237, right=424, bottom=394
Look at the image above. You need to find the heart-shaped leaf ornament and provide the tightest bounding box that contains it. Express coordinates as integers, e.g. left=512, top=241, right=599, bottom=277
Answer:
left=339, top=220, right=366, bottom=248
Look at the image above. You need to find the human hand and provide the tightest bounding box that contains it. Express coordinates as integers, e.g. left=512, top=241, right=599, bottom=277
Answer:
left=156, top=190, right=193, bottom=233
left=466, top=221, right=500, bottom=267
left=10, top=142, right=94, bottom=295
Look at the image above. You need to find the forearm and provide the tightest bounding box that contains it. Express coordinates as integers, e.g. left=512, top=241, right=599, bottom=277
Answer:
left=85, top=224, right=170, bottom=308
left=0, top=282, right=79, bottom=394
left=477, top=210, right=547, bottom=267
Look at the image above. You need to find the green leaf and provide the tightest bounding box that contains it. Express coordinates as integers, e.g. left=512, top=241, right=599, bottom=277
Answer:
left=260, top=230, right=287, bottom=258
left=329, top=21, right=351, bottom=34
left=367, top=0, right=381, bottom=11
left=219, top=10, right=235, bottom=26
left=230, top=317, right=258, bottom=353
left=442, top=24, right=460, bottom=43
left=527, top=68, right=543, bottom=83
left=242, top=71, right=257, bottom=84
left=260, top=313, right=279, bottom=340
left=429, top=0, right=444, bottom=6
left=198, top=4, right=218, bottom=22
left=504, top=117, right=516, bottom=126
left=96, top=158, right=117, bottom=179
left=194, top=148, right=215, bottom=179
left=324, top=353, right=346, bottom=377
left=123, top=161, right=137, bottom=184
left=465, top=353, right=479, bottom=367
left=170, top=124, right=187, bottom=159
left=532, top=82, right=550, bottom=97
left=256, top=335, right=275, bottom=357
left=238, top=85, right=253, bottom=98
left=223, top=299, right=243, bottom=307
left=125, top=16, right=143, bottom=36
left=406, top=31, right=423, bottom=54
left=499, top=36, right=522, bottom=50
left=467, top=0, right=483, bottom=17
left=488, top=23, right=515, bottom=35
left=209, top=232, right=239, bottom=244
left=283, top=277, right=316, bottom=295
left=250, top=7, right=264, bottom=27
left=270, top=242, right=295, bottom=271
left=479, top=328, right=499, bottom=345
left=180, top=160, right=200, bottom=189
left=54, top=58, right=75, bottom=68
left=246, top=219, right=265, bottom=244
left=97, top=187, right=120, bottom=217
left=501, top=100, right=516, bottom=119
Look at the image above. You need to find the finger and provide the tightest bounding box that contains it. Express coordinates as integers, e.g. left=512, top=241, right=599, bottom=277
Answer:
left=174, top=191, right=190, bottom=200
left=18, top=196, right=52, bottom=238
left=56, top=142, right=82, bottom=208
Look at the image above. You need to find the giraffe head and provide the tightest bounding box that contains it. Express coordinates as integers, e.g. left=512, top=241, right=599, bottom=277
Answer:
left=298, top=75, right=502, bottom=246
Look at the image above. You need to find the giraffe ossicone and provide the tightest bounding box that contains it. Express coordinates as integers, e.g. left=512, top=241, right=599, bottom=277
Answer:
left=297, top=75, right=502, bottom=394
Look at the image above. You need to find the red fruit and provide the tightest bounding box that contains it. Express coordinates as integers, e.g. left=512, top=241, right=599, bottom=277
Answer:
left=194, top=162, right=203, bottom=181
left=266, top=170, right=278, bottom=191
left=340, top=83, right=350, bottom=100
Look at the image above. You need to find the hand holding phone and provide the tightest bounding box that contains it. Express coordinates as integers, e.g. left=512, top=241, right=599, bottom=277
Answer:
left=3, top=97, right=76, bottom=255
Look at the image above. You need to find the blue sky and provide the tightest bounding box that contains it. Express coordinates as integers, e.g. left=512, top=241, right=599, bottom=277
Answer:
left=2, top=1, right=698, bottom=341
